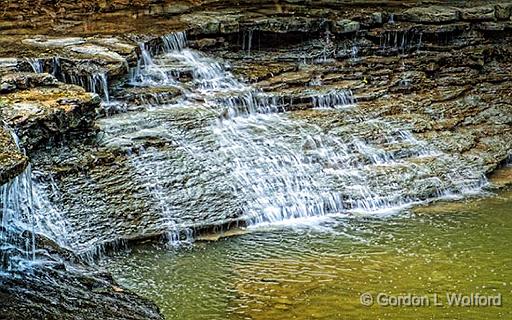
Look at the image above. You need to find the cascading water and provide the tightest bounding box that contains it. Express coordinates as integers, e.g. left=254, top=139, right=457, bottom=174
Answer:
left=27, top=58, right=44, bottom=73
left=113, top=31, right=486, bottom=230
left=23, top=29, right=489, bottom=257
left=60, top=70, right=110, bottom=103
left=90, top=72, right=110, bottom=103
left=1, top=166, right=36, bottom=271
left=379, top=30, right=424, bottom=54
left=130, top=43, right=176, bottom=87
left=241, top=29, right=254, bottom=55
left=312, top=90, right=355, bottom=109
left=25, top=56, right=111, bottom=103
left=129, top=147, right=194, bottom=245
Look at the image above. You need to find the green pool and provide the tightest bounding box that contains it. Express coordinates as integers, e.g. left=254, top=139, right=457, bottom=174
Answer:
left=105, top=190, right=512, bottom=319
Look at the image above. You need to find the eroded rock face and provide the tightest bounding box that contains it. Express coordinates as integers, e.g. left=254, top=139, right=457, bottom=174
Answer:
left=0, top=265, right=164, bottom=320
left=0, top=73, right=101, bottom=150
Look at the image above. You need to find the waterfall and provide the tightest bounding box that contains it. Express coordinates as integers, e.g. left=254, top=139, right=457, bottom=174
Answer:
left=0, top=128, right=35, bottom=271
left=15, top=27, right=485, bottom=259
left=89, top=72, right=110, bottom=103
left=30, top=173, right=69, bottom=248
left=161, top=31, right=187, bottom=52
left=129, top=147, right=194, bottom=246
left=351, top=45, right=359, bottom=61
left=100, top=31, right=487, bottom=236
left=242, top=29, right=254, bottom=55
left=379, top=30, right=424, bottom=54
left=130, top=32, right=187, bottom=87
left=388, top=13, right=395, bottom=24
left=1, top=166, right=36, bottom=271
left=130, top=43, right=177, bottom=87
left=130, top=31, right=243, bottom=95
left=60, top=71, right=110, bottom=103
left=25, top=57, right=111, bottom=103
left=0, top=129, right=69, bottom=271
left=215, top=92, right=285, bottom=118
left=311, top=90, right=355, bottom=109
left=27, top=58, right=44, bottom=73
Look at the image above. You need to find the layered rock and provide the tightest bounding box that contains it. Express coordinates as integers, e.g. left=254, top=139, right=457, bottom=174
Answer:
left=7, top=0, right=508, bottom=252
left=0, top=73, right=101, bottom=150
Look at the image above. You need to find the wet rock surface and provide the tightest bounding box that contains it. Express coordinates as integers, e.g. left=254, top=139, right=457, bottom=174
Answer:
left=0, top=128, right=27, bottom=185
left=0, top=265, right=163, bottom=320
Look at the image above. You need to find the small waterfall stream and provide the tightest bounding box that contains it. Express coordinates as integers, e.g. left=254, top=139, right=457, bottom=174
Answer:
left=26, top=57, right=111, bottom=103
left=0, top=128, right=70, bottom=271
left=1, top=166, right=36, bottom=271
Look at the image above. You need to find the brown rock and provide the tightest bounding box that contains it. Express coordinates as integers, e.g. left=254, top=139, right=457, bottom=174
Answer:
left=400, top=6, right=460, bottom=23
left=461, top=6, right=495, bottom=22
left=495, top=3, right=512, bottom=20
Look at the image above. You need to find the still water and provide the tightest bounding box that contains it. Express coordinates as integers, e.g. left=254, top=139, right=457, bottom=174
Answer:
left=105, top=190, right=512, bottom=319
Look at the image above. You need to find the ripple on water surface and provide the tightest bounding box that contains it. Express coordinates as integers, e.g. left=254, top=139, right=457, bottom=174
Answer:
left=104, top=190, right=512, bottom=320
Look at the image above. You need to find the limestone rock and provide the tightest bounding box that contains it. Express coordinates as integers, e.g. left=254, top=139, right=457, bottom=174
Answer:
left=461, top=6, right=495, bottom=22
left=400, top=6, right=460, bottom=23
left=1, top=72, right=58, bottom=92
left=0, top=265, right=164, bottom=320
left=495, top=3, right=512, bottom=20
left=0, top=75, right=100, bottom=150
left=0, top=58, right=18, bottom=75
left=22, top=37, right=86, bottom=48
left=334, top=19, right=360, bottom=34
left=243, top=16, right=323, bottom=33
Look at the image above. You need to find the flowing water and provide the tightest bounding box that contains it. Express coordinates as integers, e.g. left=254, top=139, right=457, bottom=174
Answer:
left=26, top=56, right=111, bottom=103
left=104, top=190, right=512, bottom=320
left=0, top=128, right=69, bottom=271
left=120, top=32, right=485, bottom=226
